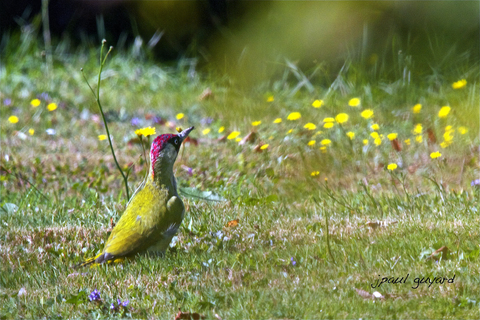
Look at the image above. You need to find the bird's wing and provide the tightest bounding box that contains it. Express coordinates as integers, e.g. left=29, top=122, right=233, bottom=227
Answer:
left=166, top=195, right=185, bottom=222
left=163, top=195, right=185, bottom=237
left=102, top=182, right=175, bottom=258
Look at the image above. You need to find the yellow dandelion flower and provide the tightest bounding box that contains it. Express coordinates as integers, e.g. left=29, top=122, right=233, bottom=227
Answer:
left=144, top=127, right=156, bottom=137
left=268, top=136, right=273, bottom=140
left=458, top=126, right=467, bottom=134
left=202, top=128, right=211, bottom=135
left=308, top=140, right=316, bottom=146
left=313, top=130, right=323, bottom=136
left=287, top=129, right=293, bottom=134
left=346, top=131, right=355, bottom=140
left=413, top=124, right=423, bottom=135
left=360, top=109, right=374, bottom=119
left=320, top=146, right=327, bottom=152
left=387, top=163, right=397, bottom=171
left=323, top=117, right=334, bottom=123
left=430, top=151, right=442, bottom=159
left=176, top=127, right=182, bottom=133
left=30, top=99, right=41, bottom=107
left=348, top=98, right=360, bottom=107
left=260, top=144, right=269, bottom=150
left=218, top=126, right=225, bottom=133
left=370, top=132, right=379, bottom=139
left=320, top=139, right=331, bottom=146
left=374, top=137, right=382, bottom=146
left=444, top=131, right=454, bottom=142
left=416, top=135, right=423, bottom=143
left=312, top=99, right=324, bottom=108
left=176, top=113, right=184, bottom=120
left=387, top=133, right=398, bottom=141
left=445, top=125, right=453, bottom=132
left=438, top=106, right=450, bottom=118
left=335, top=113, right=349, bottom=124
left=371, top=124, right=380, bottom=130
left=311, top=171, right=320, bottom=176
left=412, top=104, right=422, bottom=113
left=28, top=129, right=34, bottom=135
left=273, top=118, right=282, bottom=124
left=452, top=79, right=467, bottom=89
left=47, top=103, right=57, bottom=111
left=98, top=135, right=107, bottom=141
left=324, top=122, right=334, bottom=129
left=236, top=137, right=242, bottom=142
left=287, top=112, right=301, bottom=120
left=304, top=123, right=317, bottom=130
left=405, top=139, right=411, bottom=145
left=252, top=121, right=261, bottom=126
left=440, top=141, right=450, bottom=148
left=135, top=126, right=156, bottom=137
left=8, top=115, right=19, bottom=123
left=363, top=139, right=368, bottom=145
left=267, top=95, right=274, bottom=102
left=227, top=131, right=240, bottom=140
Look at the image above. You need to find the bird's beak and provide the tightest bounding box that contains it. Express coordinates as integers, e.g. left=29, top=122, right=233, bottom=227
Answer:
left=177, top=126, right=194, bottom=142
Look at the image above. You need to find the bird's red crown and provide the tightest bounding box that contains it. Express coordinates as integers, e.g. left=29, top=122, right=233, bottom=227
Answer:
left=150, top=134, right=177, bottom=171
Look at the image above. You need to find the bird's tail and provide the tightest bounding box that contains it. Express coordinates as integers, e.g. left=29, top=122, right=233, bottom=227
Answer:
left=74, top=253, right=125, bottom=269
left=74, top=253, right=104, bottom=269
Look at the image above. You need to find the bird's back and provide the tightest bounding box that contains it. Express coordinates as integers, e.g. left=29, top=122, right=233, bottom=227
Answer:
left=102, top=180, right=184, bottom=259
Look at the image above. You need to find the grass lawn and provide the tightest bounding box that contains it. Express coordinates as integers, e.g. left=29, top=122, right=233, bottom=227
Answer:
left=1, top=30, right=479, bottom=319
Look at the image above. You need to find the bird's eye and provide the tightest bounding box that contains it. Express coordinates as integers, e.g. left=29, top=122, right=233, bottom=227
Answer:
left=174, top=138, right=179, bottom=145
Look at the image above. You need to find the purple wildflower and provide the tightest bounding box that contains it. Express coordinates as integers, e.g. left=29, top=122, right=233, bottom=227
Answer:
left=152, top=116, right=164, bottom=125
left=131, top=117, right=141, bottom=126
left=471, top=179, right=480, bottom=187
left=110, top=303, right=116, bottom=310
left=88, top=289, right=101, bottom=301
left=291, top=257, right=296, bottom=266
left=122, top=300, right=129, bottom=307
left=200, top=117, right=213, bottom=126
left=39, top=92, right=49, bottom=100
left=3, top=98, right=12, bottom=106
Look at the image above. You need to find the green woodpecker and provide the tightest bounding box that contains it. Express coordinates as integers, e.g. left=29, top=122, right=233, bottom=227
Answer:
left=79, top=126, right=194, bottom=267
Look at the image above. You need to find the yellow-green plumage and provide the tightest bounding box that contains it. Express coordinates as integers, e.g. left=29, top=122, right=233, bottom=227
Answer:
left=78, top=127, right=194, bottom=267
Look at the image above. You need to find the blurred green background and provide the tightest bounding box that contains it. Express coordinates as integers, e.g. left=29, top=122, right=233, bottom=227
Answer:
left=2, top=1, right=479, bottom=85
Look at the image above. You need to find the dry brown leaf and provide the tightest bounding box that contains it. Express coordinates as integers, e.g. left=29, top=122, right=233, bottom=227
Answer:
left=239, top=132, right=257, bottom=145
left=110, top=218, right=116, bottom=229
left=225, top=219, right=239, bottom=228
left=427, top=128, right=437, bottom=144
left=366, top=220, right=398, bottom=229
left=355, top=288, right=372, bottom=299
left=174, top=309, right=206, bottom=320
left=198, top=87, right=214, bottom=101
left=366, top=221, right=381, bottom=229
left=391, top=138, right=402, bottom=152
left=253, top=143, right=265, bottom=153
left=427, top=246, right=450, bottom=261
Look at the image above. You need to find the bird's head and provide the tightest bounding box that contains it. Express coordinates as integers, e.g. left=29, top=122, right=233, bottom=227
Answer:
left=150, top=126, right=194, bottom=179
